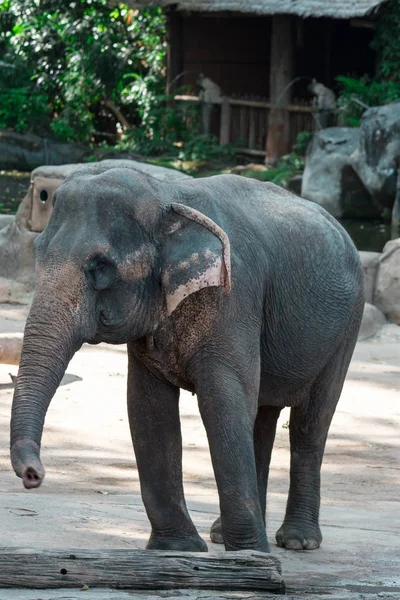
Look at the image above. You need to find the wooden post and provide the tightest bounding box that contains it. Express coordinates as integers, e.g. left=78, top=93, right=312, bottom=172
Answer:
left=219, top=97, right=231, bottom=145
left=166, top=6, right=184, bottom=95
left=249, top=107, right=256, bottom=150
left=0, top=549, right=285, bottom=592
left=266, top=15, right=293, bottom=164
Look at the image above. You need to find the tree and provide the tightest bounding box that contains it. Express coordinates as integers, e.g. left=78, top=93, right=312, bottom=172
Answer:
left=0, top=0, right=166, bottom=143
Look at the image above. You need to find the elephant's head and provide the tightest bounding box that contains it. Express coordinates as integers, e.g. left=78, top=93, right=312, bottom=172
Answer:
left=10, top=164, right=230, bottom=489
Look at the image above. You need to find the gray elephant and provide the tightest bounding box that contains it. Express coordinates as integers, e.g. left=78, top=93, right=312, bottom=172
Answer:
left=10, top=162, right=364, bottom=553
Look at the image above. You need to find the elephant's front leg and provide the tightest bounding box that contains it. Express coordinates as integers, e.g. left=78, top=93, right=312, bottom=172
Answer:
left=193, top=356, right=269, bottom=552
left=127, top=345, right=207, bottom=552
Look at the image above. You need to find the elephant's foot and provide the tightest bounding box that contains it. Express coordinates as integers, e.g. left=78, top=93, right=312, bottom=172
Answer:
left=210, top=516, right=269, bottom=552
left=147, top=531, right=208, bottom=552
left=210, top=516, right=224, bottom=544
left=275, top=521, right=322, bottom=550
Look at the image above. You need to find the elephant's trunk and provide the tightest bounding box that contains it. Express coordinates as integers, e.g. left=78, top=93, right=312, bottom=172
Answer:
left=10, top=289, right=82, bottom=489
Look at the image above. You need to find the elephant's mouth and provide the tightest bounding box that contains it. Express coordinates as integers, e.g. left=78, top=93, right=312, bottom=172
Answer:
left=88, top=316, right=132, bottom=345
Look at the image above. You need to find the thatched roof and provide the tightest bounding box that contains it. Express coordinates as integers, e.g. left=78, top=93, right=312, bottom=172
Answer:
left=125, top=1, right=387, bottom=19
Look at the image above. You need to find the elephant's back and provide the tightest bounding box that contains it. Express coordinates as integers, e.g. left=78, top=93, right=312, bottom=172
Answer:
left=180, top=175, right=364, bottom=384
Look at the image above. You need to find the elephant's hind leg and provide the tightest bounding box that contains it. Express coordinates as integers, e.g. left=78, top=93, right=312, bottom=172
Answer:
left=254, top=405, right=282, bottom=522
left=276, top=332, right=358, bottom=551
left=210, top=405, right=281, bottom=545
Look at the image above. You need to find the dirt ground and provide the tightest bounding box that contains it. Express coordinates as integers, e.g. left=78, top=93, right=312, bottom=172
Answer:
left=0, top=302, right=399, bottom=600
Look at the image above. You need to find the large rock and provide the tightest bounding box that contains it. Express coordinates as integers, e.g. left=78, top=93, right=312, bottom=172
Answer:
left=301, top=128, right=379, bottom=219
left=374, top=238, right=400, bottom=324
left=350, top=102, right=400, bottom=216
left=0, top=159, right=191, bottom=291
left=358, top=302, right=386, bottom=341
left=0, top=131, right=90, bottom=171
left=0, top=215, right=15, bottom=230
left=359, top=251, right=381, bottom=303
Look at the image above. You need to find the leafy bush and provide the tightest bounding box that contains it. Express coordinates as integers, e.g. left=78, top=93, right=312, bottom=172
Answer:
left=0, top=1, right=166, bottom=143
left=336, top=75, right=400, bottom=126
left=371, top=0, right=400, bottom=83
left=292, top=131, right=313, bottom=155
left=0, top=86, right=50, bottom=133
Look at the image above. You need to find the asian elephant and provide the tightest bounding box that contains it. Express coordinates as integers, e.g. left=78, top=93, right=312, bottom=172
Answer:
left=10, top=162, right=364, bottom=553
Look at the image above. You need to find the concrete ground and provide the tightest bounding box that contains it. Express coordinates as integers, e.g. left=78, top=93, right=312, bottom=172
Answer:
left=0, top=303, right=399, bottom=600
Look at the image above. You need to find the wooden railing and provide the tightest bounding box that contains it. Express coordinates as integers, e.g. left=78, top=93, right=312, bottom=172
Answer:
left=175, top=94, right=317, bottom=157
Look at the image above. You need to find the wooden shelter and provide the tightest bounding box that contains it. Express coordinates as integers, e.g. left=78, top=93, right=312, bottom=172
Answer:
left=127, top=0, right=387, bottom=161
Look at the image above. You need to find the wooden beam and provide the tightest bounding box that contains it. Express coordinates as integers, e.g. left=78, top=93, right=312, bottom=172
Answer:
left=266, top=15, right=294, bottom=164
left=166, top=6, right=184, bottom=95
left=0, top=549, right=285, bottom=592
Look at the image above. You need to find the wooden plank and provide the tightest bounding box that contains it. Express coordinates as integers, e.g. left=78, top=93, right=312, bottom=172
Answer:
left=229, top=99, right=271, bottom=109
left=0, top=549, right=285, bottom=592
left=239, top=107, right=247, bottom=145
left=219, top=97, right=231, bottom=145
left=248, top=108, right=256, bottom=150
left=175, top=94, right=200, bottom=102
left=174, top=96, right=314, bottom=113
left=237, top=148, right=266, bottom=157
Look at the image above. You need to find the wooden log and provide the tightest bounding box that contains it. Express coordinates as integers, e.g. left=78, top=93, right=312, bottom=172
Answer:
left=0, top=549, right=285, bottom=592
left=0, top=333, right=23, bottom=365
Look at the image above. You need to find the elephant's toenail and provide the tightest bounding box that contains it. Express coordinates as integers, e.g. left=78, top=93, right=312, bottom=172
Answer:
left=305, top=539, right=320, bottom=550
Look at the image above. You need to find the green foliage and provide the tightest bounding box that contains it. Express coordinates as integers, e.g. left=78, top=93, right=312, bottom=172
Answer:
left=336, top=75, right=400, bottom=126
left=292, top=131, right=312, bottom=155
left=0, top=86, right=50, bottom=132
left=114, top=91, right=199, bottom=156
left=0, top=1, right=166, bottom=142
left=106, top=89, right=237, bottom=162
left=335, top=2, right=400, bottom=127
left=240, top=152, right=304, bottom=188
left=179, top=134, right=237, bottom=162
left=371, top=0, right=400, bottom=83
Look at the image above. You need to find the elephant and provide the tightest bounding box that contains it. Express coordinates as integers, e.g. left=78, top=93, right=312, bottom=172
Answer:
left=10, top=161, right=365, bottom=553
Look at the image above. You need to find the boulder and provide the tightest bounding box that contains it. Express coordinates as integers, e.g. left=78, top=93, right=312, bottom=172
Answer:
left=350, top=102, right=400, bottom=216
left=301, top=128, right=379, bottom=219
left=0, top=159, right=192, bottom=291
left=358, top=302, right=386, bottom=340
left=0, top=215, right=15, bottom=230
left=374, top=238, right=400, bottom=324
left=0, top=131, right=90, bottom=171
left=359, top=251, right=381, bottom=303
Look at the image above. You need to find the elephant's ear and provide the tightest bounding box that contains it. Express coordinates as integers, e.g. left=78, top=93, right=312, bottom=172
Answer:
left=163, top=203, right=231, bottom=315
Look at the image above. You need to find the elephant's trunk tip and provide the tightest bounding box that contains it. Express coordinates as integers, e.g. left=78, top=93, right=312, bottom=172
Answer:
left=10, top=439, right=45, bottom=490
left=23, top=466, right=44, bottom=489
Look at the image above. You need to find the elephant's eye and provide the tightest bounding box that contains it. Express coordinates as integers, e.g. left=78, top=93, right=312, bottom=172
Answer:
left=85, top=257, right=115, bottom=291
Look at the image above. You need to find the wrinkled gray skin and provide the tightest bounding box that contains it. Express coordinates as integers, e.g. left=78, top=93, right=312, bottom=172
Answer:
left=10, top=163, right=364, bottom=553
